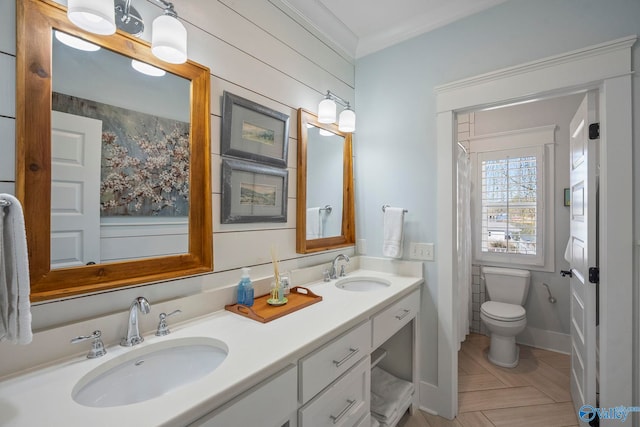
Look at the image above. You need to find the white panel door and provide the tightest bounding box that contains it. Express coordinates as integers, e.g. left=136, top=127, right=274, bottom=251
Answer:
left=51, top=111, right=102, bottom=268
left=568, top=92, right=598, bottom=417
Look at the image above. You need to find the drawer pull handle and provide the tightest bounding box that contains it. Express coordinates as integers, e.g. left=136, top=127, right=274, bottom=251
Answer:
left=329, top=399, right=356, bottom=424
left=333, top=347, right=359, bottom=367
left=395, top=309, right=411, bottom=320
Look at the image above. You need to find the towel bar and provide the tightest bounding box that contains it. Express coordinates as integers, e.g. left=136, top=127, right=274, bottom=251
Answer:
left=382, top=204, right=408, bottom=213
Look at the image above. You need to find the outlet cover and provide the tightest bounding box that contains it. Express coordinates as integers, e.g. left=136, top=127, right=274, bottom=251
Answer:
left=410, top=242, right=434, bottom=261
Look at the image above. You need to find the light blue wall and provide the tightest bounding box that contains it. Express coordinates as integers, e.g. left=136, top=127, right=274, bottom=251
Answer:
left=355, top=0, right=640, bottom=384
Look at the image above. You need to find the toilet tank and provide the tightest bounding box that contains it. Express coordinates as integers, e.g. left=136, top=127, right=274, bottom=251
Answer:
left=482, top=266, right=530, bottom=305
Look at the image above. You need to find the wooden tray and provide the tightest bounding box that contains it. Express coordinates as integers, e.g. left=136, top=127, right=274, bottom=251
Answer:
left=225, top=286, right=322, bottom=323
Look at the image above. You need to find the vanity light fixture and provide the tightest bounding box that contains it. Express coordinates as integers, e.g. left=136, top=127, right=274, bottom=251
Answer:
left=66, top=0, right=188, bottom=64
left=67, top=0, right=117, bottom=35
left=317, top=90, right=356, bottom=132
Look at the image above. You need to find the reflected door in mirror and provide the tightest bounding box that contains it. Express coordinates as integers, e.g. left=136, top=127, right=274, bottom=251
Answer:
left=51, top=111, right=102, bottom=267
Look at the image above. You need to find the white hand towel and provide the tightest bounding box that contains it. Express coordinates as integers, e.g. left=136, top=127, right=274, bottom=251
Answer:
left=370, top=391, right=398, bottom=422
left=0, top=194, right=32, bottom=345
left=371, top=366, right=414, bottom=410
left=370, top=416, right=381, bottom=427
left=382, top=207, right=405, bottom=258
left=306, top=207, right=322, bottom=239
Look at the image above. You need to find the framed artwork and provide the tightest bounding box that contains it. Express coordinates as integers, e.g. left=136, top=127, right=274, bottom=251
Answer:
left=221, top=158, right=288, bottom=223
left=221, top=91, right=290, bottom=168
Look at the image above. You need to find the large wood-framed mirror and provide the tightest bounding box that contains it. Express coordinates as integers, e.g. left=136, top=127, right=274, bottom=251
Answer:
left=16, top=0, right=212, bottom=301
left=296, top=109, right=355, bottom=253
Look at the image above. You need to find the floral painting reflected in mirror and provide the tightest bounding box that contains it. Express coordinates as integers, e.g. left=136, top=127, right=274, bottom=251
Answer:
left=53, top=93, right=190, bottom=217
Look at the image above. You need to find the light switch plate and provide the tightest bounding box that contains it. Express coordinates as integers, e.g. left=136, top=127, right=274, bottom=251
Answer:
left=409, top=242, right=434, bottom=261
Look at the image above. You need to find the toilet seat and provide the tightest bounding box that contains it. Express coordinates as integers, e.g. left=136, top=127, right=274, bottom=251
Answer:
left=481, top=301, right=525, bottom=321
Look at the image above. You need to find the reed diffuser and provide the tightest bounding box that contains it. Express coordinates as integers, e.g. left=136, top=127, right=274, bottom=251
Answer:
left=268, top=246, right=287, bottom=305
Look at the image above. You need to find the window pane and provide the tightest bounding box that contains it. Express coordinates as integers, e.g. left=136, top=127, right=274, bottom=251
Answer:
left=480, top=155, right=537, bottom=255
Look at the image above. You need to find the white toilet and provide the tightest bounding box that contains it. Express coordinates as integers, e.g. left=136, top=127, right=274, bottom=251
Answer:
left=480, top=266, right=530, bottom=368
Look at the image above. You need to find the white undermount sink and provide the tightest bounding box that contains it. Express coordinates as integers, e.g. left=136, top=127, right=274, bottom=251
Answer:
left=335, top=276, right=391, bottom=292
left=72, top=337, right=228, bottom=408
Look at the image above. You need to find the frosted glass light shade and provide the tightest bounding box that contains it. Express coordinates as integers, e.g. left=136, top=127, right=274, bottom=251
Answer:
left=67, top=0, right=116, bottom=35
left=338, top=108, right=356, bottom=132
left=54, top=31, right=101, bottom=51
left=318, top=98, right=337, bottom=124
left=152, top=15, right=188, bottom=64
left=131, top=59, right=166, bottom=77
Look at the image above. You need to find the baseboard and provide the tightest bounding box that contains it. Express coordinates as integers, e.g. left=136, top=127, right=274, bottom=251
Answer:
left=517, top=326, right=571, bottom=354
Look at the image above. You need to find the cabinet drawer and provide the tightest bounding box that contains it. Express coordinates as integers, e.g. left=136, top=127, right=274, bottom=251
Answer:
left=372, top=290, right=420, bottom=348
left=299, top=320, right=371, bottom=403
left=190, top=365, right=297, bottom=427
left=299, top=356, right=370, bottom=427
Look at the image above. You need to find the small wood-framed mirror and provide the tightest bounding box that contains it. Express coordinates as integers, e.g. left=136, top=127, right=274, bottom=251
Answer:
left=296, top=109, right=355, bottom=253
left=16, top=0, right=212, bottom=301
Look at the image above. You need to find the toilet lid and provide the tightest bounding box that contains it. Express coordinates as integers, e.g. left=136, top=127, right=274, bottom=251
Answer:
left=481, top=301, right=526, bottom=321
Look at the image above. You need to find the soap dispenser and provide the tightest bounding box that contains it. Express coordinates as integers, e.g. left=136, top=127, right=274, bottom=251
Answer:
left=237, top=267, right=254, bottom=307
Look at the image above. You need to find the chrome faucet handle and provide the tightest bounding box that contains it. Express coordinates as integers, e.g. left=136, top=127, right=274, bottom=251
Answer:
left=155, top=309, right=182, bottom=336
left=323, top=269, right=331, bottom=282
left=71, top=330, right=107, bottom=359
left=339, top=264, right=347, bottom=277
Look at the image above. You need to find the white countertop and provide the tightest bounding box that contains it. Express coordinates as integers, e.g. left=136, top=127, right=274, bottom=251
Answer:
left=0, top=268, right=422, bottom=427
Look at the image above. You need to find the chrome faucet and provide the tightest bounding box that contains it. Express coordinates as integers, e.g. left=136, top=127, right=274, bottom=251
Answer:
left=121, top=297, right=151, bottom=347
left=330, top=254, right=350, bottom=280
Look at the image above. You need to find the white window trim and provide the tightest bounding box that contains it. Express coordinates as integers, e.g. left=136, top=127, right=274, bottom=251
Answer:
left=470, top=125, right=556, bottom=272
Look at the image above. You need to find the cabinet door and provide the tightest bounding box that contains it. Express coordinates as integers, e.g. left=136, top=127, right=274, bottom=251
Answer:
left=190, top=365, right=297, bottom=427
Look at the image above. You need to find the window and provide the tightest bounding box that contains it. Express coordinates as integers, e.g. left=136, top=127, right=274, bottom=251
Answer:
left=479, top=147, right=542, bottom=260
left=470, top=126, right=555, bottom=271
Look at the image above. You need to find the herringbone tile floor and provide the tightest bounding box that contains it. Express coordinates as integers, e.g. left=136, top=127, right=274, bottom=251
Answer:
left=396, top=334, right=578, bottom=427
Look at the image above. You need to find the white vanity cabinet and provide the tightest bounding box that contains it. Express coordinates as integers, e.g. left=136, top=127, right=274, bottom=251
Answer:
left=296, top=288, right=421, bottom=427
left=189, top=365, right=298, bottom=427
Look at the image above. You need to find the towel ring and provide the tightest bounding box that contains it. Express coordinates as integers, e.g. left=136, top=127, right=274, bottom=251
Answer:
left=0, top=199, right=11, bottom=208
left=319, top=204, right=333, bottom=214
left=382, top=204, right=408, bottom=213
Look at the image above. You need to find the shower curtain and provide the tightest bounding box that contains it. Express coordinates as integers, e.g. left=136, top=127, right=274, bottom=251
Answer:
left=456, top=145, right=472, bottom=349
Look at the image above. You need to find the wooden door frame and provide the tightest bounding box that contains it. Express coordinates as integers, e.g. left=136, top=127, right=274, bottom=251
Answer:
left=431, top=36, right=636, bottom=420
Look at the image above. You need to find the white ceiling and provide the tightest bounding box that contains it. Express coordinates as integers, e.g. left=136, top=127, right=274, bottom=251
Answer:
left=279, top=0, right=509, bottom=58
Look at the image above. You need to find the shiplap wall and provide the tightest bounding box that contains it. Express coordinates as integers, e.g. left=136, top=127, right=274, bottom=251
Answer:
left=0, top=0, right=355, bottom=328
